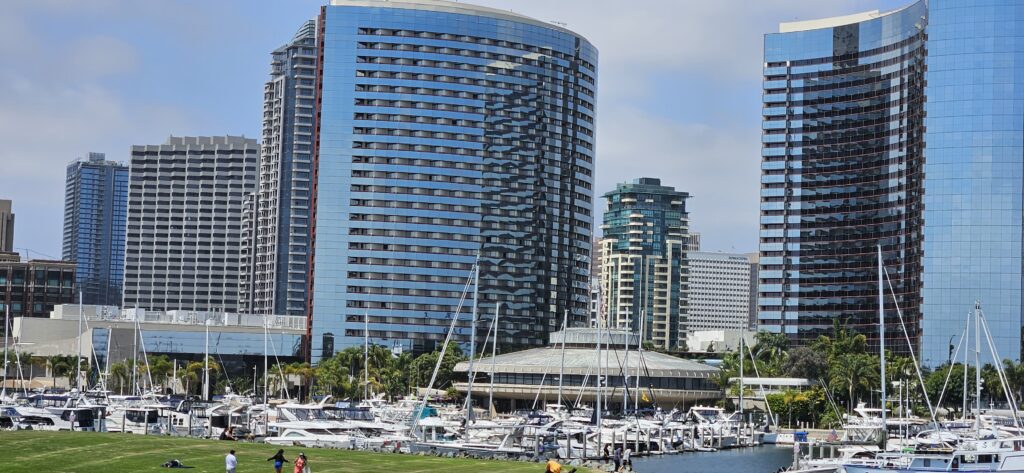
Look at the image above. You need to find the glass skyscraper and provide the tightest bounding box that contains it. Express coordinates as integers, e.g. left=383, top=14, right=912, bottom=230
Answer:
left=307, top=0, right=597, bottom=360
left=598, top=178, right=690, bottom=350
left=63, top=152, right=129, bottom=306
left=920, top=0, right=1024, bottom=366
left=760, top=0, right=1024, bottom=364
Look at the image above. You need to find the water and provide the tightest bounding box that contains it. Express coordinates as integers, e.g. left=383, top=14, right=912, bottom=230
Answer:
left=633, top=446, right=793, bottom=473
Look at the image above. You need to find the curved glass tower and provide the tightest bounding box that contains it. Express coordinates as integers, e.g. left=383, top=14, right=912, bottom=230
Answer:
left=758, top=2, right=927, bottom=351
left=762, top=1, right=1024, bottom=365
left=308, top=0, right=597, bottom=360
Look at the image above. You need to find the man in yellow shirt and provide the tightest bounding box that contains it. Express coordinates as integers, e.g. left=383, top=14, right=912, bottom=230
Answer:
left=544, top=459, right=577, bottom=473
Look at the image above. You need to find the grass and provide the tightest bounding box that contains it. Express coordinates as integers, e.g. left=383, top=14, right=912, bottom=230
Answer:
left=4, top=431, right=587, bottom=473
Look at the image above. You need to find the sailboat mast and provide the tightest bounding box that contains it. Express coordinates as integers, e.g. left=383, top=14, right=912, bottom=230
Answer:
left=634, top=309, right=643, bottom=413
left=975, top=301, right=981, bottom=431
left=76, top=291, right=83, bottom=390
left=2, top=304, right=8, bottom=398
left=464, top=259, right=479, bottom=421
left=739, top=327, right=744, bottom=417
left=559, top=308, right=568, bottom=409
left=203, top=316, right=210, bottom=401
left=488, top=303, right=500, bottom=413
left=878, top=245, right=887, bottom=434
left=364, top=310, right=369, bottom=400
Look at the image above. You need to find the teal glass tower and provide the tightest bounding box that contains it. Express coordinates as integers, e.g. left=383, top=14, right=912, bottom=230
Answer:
left=599, top=178, right=689, bottom=350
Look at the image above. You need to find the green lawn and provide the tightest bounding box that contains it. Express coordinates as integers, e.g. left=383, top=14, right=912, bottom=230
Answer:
left=3, top=431, right=579, bottom=473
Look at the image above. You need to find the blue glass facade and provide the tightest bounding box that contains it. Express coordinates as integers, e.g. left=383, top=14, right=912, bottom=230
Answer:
left=762, top=1, right=1024, bottom=364
left=920, top=0, right=1024, bottom=366
left=759, top=3, right=928, bottom=351
left=63, top=153, right=129, bottom=306
left=308, top=1, right=597, bottom=360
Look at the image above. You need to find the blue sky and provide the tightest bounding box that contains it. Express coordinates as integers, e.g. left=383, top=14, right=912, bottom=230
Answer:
left=1, top=0, right=907, bottom=259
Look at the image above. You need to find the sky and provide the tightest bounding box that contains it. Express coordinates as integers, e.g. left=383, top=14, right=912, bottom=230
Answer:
left=1, top=0, right=908, bottom=259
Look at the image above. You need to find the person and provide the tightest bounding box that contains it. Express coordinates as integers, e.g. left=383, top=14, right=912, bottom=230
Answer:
left=613, top=446, right=622, bottom=472
left=602, top=444, right=610, bottom=463
left=225, top=450, right=237, bottom=473
left=545, top=458, right=562, bottom=473
left=622, top=448, right=632, bottom=471
left=294, top=452, right=307, bottom=473
left=267, top=449, right=289, bottom=473
left=220, top=427, right=237, bottom=441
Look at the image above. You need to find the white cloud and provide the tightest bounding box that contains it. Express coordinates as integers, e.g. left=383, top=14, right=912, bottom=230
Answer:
left=468, top=0, right=904, bottom=251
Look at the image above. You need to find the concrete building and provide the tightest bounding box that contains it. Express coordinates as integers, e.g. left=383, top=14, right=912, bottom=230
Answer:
left=599, top=178, right=690, bottom=350
left=454, top=328, right=720, bottom=411
left=62, top=153, right=129, bottom=306
left=305, top=0, right=597, bottom=360
left=687, top=330, right=755, bottom=354
left=13, top=304, right=306, bottom=380
left=0, top=252, right=76, bottom=336
left=123, top=136, right=258, bottom=312
left=687, top=252, right=758, bottom=332
left=239, top=20, right=317, bottom=317
left=0, top=200, right=12, bottom=253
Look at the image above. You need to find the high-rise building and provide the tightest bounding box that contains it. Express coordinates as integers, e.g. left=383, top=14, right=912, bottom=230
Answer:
left=760, top=0, right=1024, bottom=364
left=239, top=20, right=317, bottom=317
left=305, top=0, right=597, bottom=360
left=688, top=251, right=757, bottom=332
left=599, top=178, right=689, bottom=350
left=0, top=200, right=13, bottom=252
left=123, top=136, right=258, bottom=312
left=62, top=153, right=129, bottom=306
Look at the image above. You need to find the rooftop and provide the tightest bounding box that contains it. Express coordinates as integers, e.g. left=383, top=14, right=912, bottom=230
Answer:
left=455, top=345, right=718, bottom=378
left=330, top=0, right=580, bottom=37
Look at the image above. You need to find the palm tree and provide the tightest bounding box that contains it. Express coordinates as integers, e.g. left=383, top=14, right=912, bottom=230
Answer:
left=109, top=362, right=129, bottom=395
left=831, top=353, right=880, bottom=414
left=781, top=388, right=808, bottom=428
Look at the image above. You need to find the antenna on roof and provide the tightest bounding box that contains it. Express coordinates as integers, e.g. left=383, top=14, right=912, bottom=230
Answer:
left=551, top=20, right=568, bottom=27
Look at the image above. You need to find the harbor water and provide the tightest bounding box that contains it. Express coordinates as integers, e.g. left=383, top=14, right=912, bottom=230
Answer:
left=632, top=446, right=792, bottom=473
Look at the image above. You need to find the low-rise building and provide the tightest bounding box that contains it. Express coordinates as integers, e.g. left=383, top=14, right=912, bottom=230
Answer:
left=0, top=252, right=76, bottom=330
left=12, top=304, right=307, bottom=382
left=454, top=328, right=720, bottom=412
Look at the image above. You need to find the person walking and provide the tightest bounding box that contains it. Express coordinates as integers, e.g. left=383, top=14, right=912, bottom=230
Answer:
left=267, top=449, right=289, bottom=473
left=294, top=452, right=308, bottom=473
left=225, top=450, right=237, bottom=473
left=613, top=446, right=622, bottom=472
left=622, top=448, right=632, bottom=471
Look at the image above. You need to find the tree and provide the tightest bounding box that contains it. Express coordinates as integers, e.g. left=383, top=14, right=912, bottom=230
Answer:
left=109, top=361, right=130, bottom=395
left=783, top=346, right=828, bottom=381
left=285, top=362, right=316, bottom=402
left=830, top=353, right=880, bottom=414
left=48, top=355, right=76, bottom=388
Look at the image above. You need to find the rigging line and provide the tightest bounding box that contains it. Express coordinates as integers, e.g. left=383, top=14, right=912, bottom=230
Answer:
left=934, top=314, right=970, bottom=419
left=413, top=262, right=476, bottom=434
left=637, top=345, right=658, bottom=408
left=746, top=345, right=776, bottom=426
left=882, top=265, right=938, bottom=425
left=977, top=311, right=1022, bottom=427
left=267, top=331, right=289, bottom=399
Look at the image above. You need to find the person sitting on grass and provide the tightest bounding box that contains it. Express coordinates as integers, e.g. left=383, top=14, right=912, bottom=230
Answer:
left=220, top=427, right=237, bottom=441
left=544, top=459, right=576, bottom=473
left=267, top=449, right=289, bottom=473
